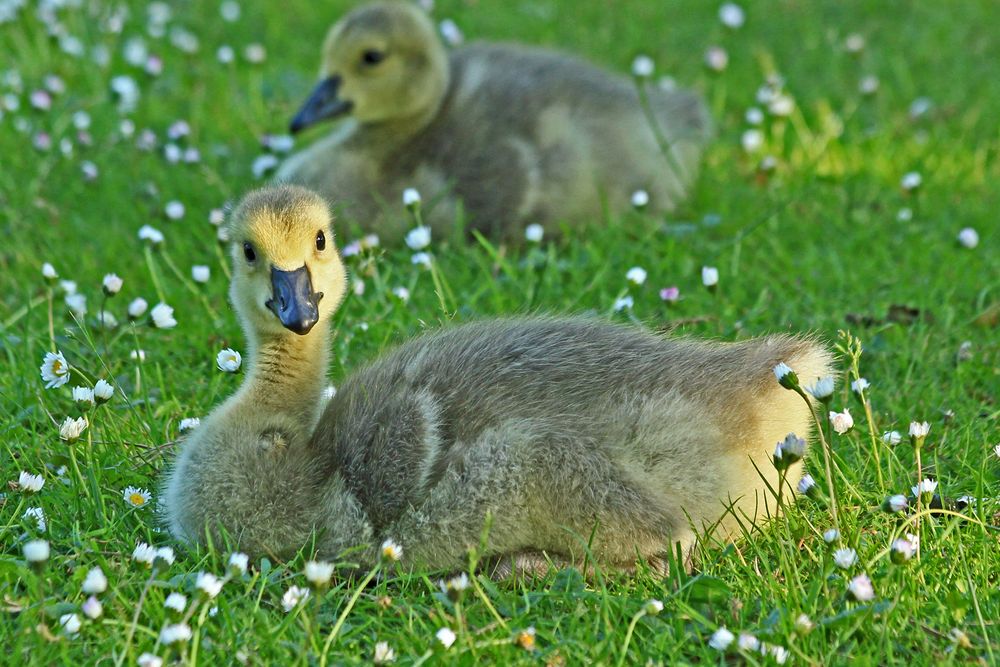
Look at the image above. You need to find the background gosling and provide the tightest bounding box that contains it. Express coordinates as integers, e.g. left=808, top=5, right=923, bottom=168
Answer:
left=276, top=1, right=712, bottom=243
left=163, top=186, right=830, bottom=574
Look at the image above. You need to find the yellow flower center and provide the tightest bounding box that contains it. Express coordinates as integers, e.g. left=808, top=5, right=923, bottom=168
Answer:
left=129, top=493, right=147, bottom=506
left=52, top=360, right=64, bottom=374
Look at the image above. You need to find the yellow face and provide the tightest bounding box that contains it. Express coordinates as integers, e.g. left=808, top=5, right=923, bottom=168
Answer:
left=227, top=186, right=347, bottom=337
left=290, top=2, right=448, bottom=130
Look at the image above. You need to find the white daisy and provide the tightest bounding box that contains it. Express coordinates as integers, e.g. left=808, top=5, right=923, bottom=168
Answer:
left=72, top=386, right=95, bottom=407
left=436, top=627, right=457, bottom=649
left=402, top=188, right=421, bottom=208
left=701, top=266, right=719, bottom=287
left=81, top=596, right=103, bottom=620
left=102, top=273, right=123, bottom=295
left=373, top=641, right=396, bottom=664
left=93, top=379, right=115, bottom=403
left=191, top=265, right=211, bottom=283
left=631, top=55, right=654, bottom=78
left=957, top=227, right=979, bottom=249
left=60, top=613, right=82, bottom=635
left=179, top=417, right=201, bottom=432
left=881, top=430, right=902, bottom=445
left=708, top=626, right=734, bottom=650
left=164, top=592, right=187, bottom=613
left=159, top=623, right=193, bottom=645
left=281, top=585, right=310, bottom=612
left=832, top=547, right=857, bottom=569
left=829, top=409, right=854, bottom=434
left=123, top=486, right=152, bottom=508
left=304, top=560, right=335, bottom=587
left=405, top=226, right=431, bottom=250
left=81, top=566, right=108, bottom=594
left=150, top=303, right=177, bottom=329
left=138, top=225, right=165, bottom=245
left=195, top=572, right=223, bottom=598
left=806, top=376, right=835, bottom=400
left=23, top=539, right=50, bottom=562
left=626, top=267, right=647, bottom=285
left=380, top=538, right=403, bottom=563
left=23, top=506, right=46, bottom=531
left=216, top=348, right=242, bottom=372
left=59, top=416, right=88, bottom=442
left=847, top=573, right=874, bottom=602
left=228, top=552, right=249, bottom=575
left=18, top=471, right=45, bottom=493
left=128, top=297, right=149, bottom=319
left=524, top=223, right=544, bottom=243
left=630, top=189, right=649, bottom=209
left=40, top=350, right=71, bottom=388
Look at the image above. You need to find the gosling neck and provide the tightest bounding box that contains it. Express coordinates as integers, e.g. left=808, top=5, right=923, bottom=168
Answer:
left=240, top=319, right=331, bottom=428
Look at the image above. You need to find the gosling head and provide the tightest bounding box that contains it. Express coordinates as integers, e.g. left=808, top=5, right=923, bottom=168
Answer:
left=227, top=185, right=347, bottom=338
left=289, top=1, right=449, bottom=132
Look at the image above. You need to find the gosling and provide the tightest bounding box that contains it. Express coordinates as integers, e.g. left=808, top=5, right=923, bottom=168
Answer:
left=163, top=185, right=830, bottom=574
left=275, top=1, right=712, bottom=243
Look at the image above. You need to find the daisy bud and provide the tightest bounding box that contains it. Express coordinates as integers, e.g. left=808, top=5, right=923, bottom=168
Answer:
left=881, top=430, right=902, bottom=446
left=164, top=200, right=185, bottom=220
left=643, top=598, right=664, bottom=616
left=191, top=265, right=211, bottom=283
left=829, top=409, right=854, bottom=434
left=900, top=172, right=922, bottom=192
left=522, top=223, right=544, bottom=244
left=93, top=379, right=115, bottom=403
left=704, top=46, right=728, bottom=72
left=778, top=433, right=806, bottom=467
left=102, top=273, right=123, bottom=296
left=957, top=227, right=979, bottom=249
left=137, top=654, right=163, bottom=667
left=846, top=573, right=874, bottom=602
left=402, top=187, right=421, bottom=210
left=737, top=633, right=760, bottom=652
left=883, top=494, right=908, bottom=513
left=81, top=566, right=108, bottom=594
left=718, top=3, right=745, bottom=29
left=82, top=595, right=103, bottom=619
left=304, top=560, right=334, bottom=588
left=159, top=623, right=193, bottom=645
left=228, top=552, right=249, bottom=576
left=154, top=547, right=175, bottom=568
left=138, top=224, right=165, bottom=246
left=708, top=626, right=734, bottom=651
left=890, top=537, right=917, bottom=564
left=850, top=378, right=870, bottom=395
left=772, top=362, right=799, bottom=390
left=128, top=297, right=149, bottom=319
left=132, top=542, right=157, bottom=566
left=806, top=376, right=835, bottom=402
left=794, top=613, right=814, bottom=635
left=823, top=528, right=840, bottom=544
left=796, top=474, right=817, bottom=498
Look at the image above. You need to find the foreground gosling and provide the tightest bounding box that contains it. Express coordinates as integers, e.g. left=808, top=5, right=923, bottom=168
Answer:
left=275, top=1, right=711, bottom=243
left=163, top=186, right=830, bottom=573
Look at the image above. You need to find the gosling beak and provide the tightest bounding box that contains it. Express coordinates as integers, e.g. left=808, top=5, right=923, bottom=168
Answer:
left=266, top=266, right=325, bottom=335
left=289, top=76, right=353, bottom=133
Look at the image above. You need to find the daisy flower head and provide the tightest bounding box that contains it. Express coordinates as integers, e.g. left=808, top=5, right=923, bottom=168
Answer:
left=994, top=443, right=1000, bottom=459
left=195, top=572, right=223, bottom=598
left=179, top=417, right=201, bottom=433
left=847, top=573, right=874, bottom=602
left=718, top=3, right=745, bottom=29
left=82, top=596, right=103, bottom=619
left=881, top=430, right=902, bottom=445
left=704, top=46, right=728, bottom=72
left=93, top=379, right=115, bottom=403
left=909, top=421, right=930, bottom=441
left=150, top=303, right=177, bottom=329
left=833, top=547, right=857, bottom=569
left=797, top=474, right=816, bottom=496
left=59, top=416, right=88, bottom=442
left=701, top=265, right=719, bottom=288
left=774, top=433, right=806, bottom=468
left=436, top=627, right=457, bottom=649
left=304, top=560, right=334, bottom=588
left=806, top=376, right=835, bottom=400
left=380, top=538, right=403, bottom=563
left=138, top=224, right=165, bottom=246
left=659, top=286, right=680, bottom=302
left=643, top=598, right=664, bottom=615
left=405, top=226, right=431, bottom=250
left=60, top=613, right=82, bottom=636
left=123, top=486, right=152, bottom=508
left=40, top=350, right=70, bottom=388
left=515, top=627, right=536, bottom=651
left=132, top=542, right=157, bottom=566
left=883, top=494, right=908, bottom=513
left=737, top=632, right=760, bottom=652
left=281, top=585, right=310, bottom=612
left=441, top=573, right=470, bottom=602
left=137, top=654, right=163, bottom=667
left=891, top=536, right=917, bottom=564
left=392, top=286, right=410, bottom=303
left=191, top=265, right=210, bottom=283
left=24, top=539, right=50, bottom=563
left=81, top=566, right=108, bottom=594
left=373, top=641, right=396, bottom=664
left=18, top=471, right=44, bottom=493
left=24, top=506, right=46, bottom=531
left=612, top=295, right=634, bottom=312
left=438, top=19, right=463, bottom=46
left=708, top=626, right=734, bottom=651
left=626, top=267, right=647, bottom=286
left=42, top=262, right=58, bottom=282
left=102, top=273, right=123, bottom=296
left=912, top=478, right=937, bottom=500
left=164, top=592, right=187, bottom=614
left=823, top=528, right=840, bottom=544
left=631, top=54, right=654, bottom=78
left=72, top=385, right=95, bottom=407
left=228, top=552, right=249, bottom=575
left=128, top=297, right=149, bottom=319
left=631, top=189, right=649, bottom=209
left=829, top=409, right=854, bottom=434
left=216, top=348, right=242, bottom=372
left=411, top=252, right=432, bottom=269
left=164, top=200, right=185, bottom=220
left=159, top=623, right=193, bottom=645
left=851, top=376, right=870, bottom=393
left=957, top=227, right=979, bottom=249
left=900, top=171, right=922, bottom=192
left=402, top=187, right=421, bottom=209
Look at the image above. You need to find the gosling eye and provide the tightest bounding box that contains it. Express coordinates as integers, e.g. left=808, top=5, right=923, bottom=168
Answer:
left=315, top=230, right=326, bottom=251
left=361, top=49, right=386, bottom=66
left=243, top=242, right=256, bottom=263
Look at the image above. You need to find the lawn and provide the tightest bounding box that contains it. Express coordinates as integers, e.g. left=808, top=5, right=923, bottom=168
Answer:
left=1, top=0, right=998, bottom=664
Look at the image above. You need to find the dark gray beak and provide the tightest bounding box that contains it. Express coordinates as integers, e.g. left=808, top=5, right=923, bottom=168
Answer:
left=266, top=265, right=324, bottom=335
left=289, top=76, right=353, bottom=134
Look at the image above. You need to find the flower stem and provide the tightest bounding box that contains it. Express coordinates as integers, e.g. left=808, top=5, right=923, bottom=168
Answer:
left=319, top=564, right=380, bottom=664
left=616, top=609, right=648, bottom=667
left=794, top=387, right=839, bottom=530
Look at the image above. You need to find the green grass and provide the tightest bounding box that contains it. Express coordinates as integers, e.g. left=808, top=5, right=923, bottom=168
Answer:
left=2, top=0, right=999, bottom=664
